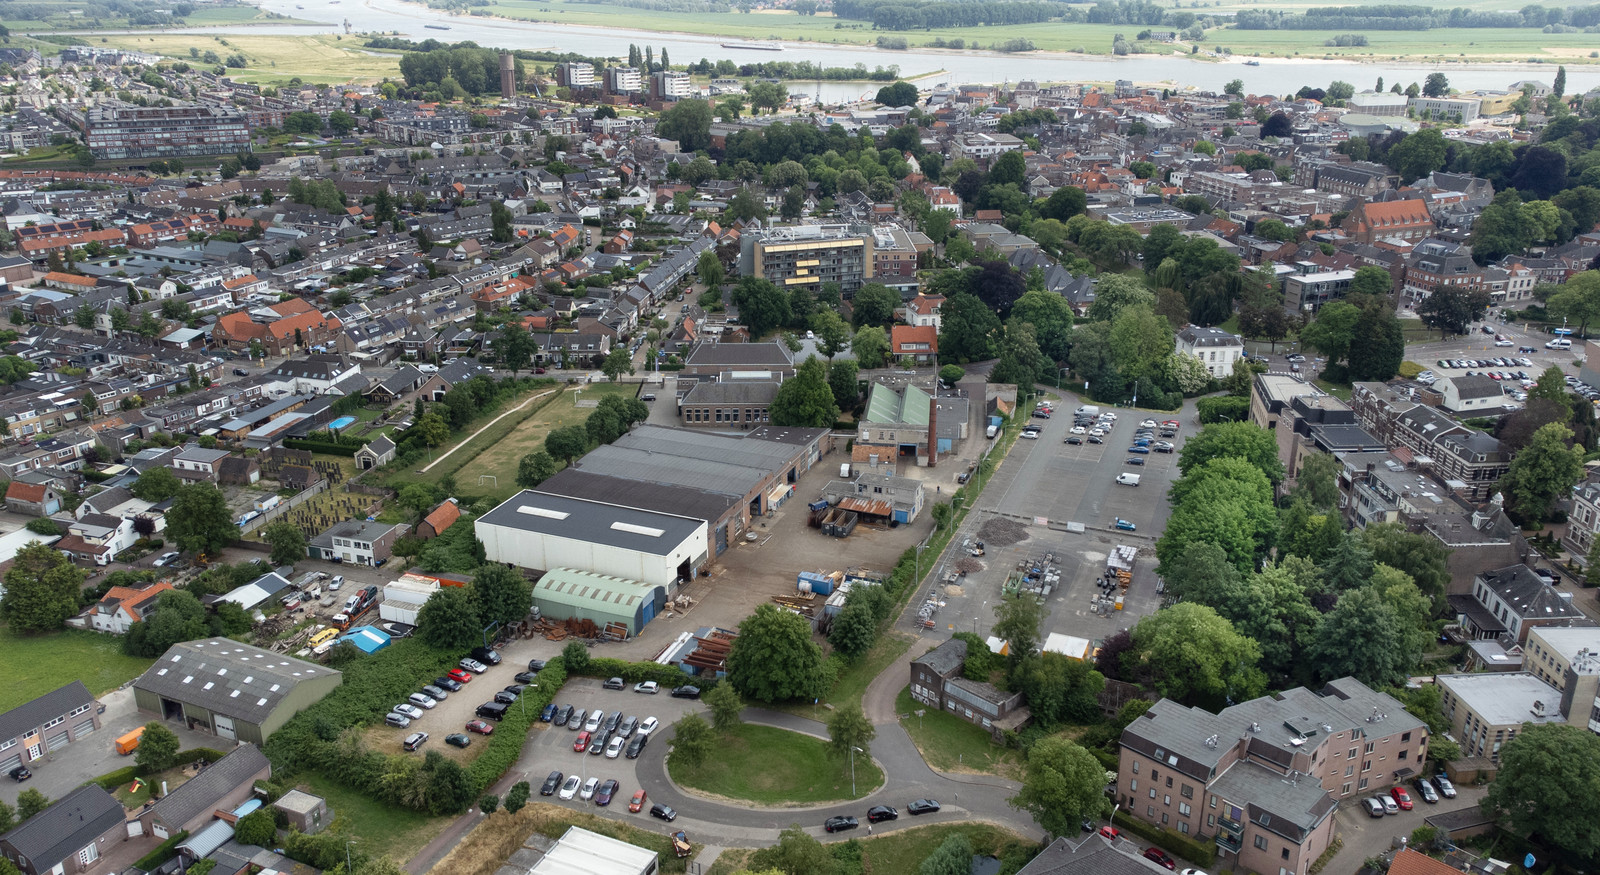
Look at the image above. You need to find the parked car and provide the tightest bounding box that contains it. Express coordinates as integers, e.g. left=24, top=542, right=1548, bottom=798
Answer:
left=552, top=704, right=574, bottom=727
left=1127, top=445, right=1150, bottom=454
left=1434, top=773, right=1457, bottom=798
left=650, top=802, right=678, bottom=822
left=1098, top=826, right=1121, bottom=840
left=153, top=551, right=181, bottom=567
left=469, top=646, right=502, bottom=666
left=1390, top=787, right=1413, bottom=810
left=617, top=715, right=639, bottom=738
left=527, top=659, right=547, bottom=672
left=7, top=766, right=29, bottom=782
left=579, top=778, right=599, bottom=800
left=638, top=716, right=660, bottom=736
left=824, top=816, right=859, bottom=833
left=541, top=771, right=564, bottom=796
left=606, top=735, right=627, bottom=758
left=1143, top=848, right=1176, bottom=871
left=408, top=692, right=438, bottom=710
left=1125, top=457, right=1145, bottom=466
left=402, top=732, right=429, bottom=751
left=626, top=734, right=648, bottom=759
left=493, top=690, right=518, bottom=705
left=444, top=733, right=471, bottom=748
left=448, top=668, right=475, bottom=683
left=420, top=685, right=449, bottom=701
left=539, top=703, right=557, bottom=722
left=558, top=776, right=581, bottom=800
left=867, top=806, right=898, bottom=823
left=465, top=719, right=494, bottom=735
left=433, top=676, right=462, bottom=692
left=584, top=710, right=604, bottom=732
left=588, top=730, right=610, bottom=755
left=1413, top=777, right=1439, bottom=803
left=634, top=681, right=659, bottom=694
left=574, top=731, right=592, bottom=752
left=457, top=659, right=488, bottom=674
left=595, top=779, right=618, bottom=806
left=394, top=703, right=424, bottom=720
left=1114, top=519, right=1137, bottom=531
left=514, top=671, right=539, bottom=684
left=1362, top=796, right=1387, bottom=818
left=603, top=677, right=626, bottom=690
left=629, top=790, right=648, bottom=812
left=671, top=686, right=701, bottom=699
left=503, top=684, right=526, bottom=697
left=1065, top=436, right=1083, bottom=445
left=1380, top=794, right=1400, bottom=815
left=384, top=712, right=412, bottom=728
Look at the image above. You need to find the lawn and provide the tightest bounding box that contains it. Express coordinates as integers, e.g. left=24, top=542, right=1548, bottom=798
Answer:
left=778, top=631, right=912, bottom=720
left=449, top=382, right=634, bottom=503
left=670, top=722, right=884, bottom=805
left=299, top=772, right=451, bottom=865
left=95, top=34, right=401, bottom=86
left=0, top=625, right=153, bottom=712
left=426, top=802, right=689, bottom=875
left=893, top=686, right=1021, bottom=777
left=854, top=823, right=1037, bottom=874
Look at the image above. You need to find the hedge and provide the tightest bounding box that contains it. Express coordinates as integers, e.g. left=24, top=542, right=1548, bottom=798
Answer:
left=91, top=746, right=228, bottom=790
left=134, top=830, right=188, bottom=870
left=468, top=658, right=567, bottom=792
left=1111, top=809, right=1217, bottom=867
left=283, top=437, right=359, bottom=456
left=93, top=765, right=140, bottom=790
left=576, top=657, right=695, bottom=688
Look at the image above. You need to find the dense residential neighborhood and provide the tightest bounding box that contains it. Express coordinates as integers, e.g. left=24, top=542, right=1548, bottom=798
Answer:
left=3, top=16, right=1600, bottom=875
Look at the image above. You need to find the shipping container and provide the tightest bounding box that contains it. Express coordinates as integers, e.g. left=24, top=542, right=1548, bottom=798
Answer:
left=798, top=571, right=834, bottom=596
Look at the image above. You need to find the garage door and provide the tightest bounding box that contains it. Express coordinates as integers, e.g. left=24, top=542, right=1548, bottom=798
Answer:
left=46, top=731, right=69, bottom=751
left=215, top=715, right=236, bottom=740
left=72, top=719, right=95, bottom=738
left=0, top=753, right=19, bottom=773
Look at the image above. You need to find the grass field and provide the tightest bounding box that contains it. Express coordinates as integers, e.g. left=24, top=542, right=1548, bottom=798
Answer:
left=894, top=686, right=1021, bottom=777
left=708, top=824, right=1034, bottom=875
left=449, top=382, right=634, bottom=504
left=0, top=625, right=153, bottom=712
left=5, top=2, right=306, bottom=30
left=299, top=771, right=451, bottom=865
left=458, top=0, right=1600, bottom=64
left=95, top=34, right=402, bottom=86
left=426, top=803, right=690, bottom=875
left=670, top=722, right=884, bottom=804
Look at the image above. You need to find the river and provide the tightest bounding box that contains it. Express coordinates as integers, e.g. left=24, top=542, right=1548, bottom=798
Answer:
left=123, top=0, right=1600, bottom=100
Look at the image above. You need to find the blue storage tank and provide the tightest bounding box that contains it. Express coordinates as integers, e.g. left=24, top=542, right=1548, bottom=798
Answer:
left=798, top=571, right=834, bottom=596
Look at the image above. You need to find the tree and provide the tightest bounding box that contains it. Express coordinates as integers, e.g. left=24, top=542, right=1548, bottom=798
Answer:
left=490, top=201, right=514, bottom=244
left=656, top=99, right=713, bottom=151
left=1085, top=274, right=1155, bottom=324
left=131, top=466, right=182, bottom=502
left=516, top=451, right=557, bottom=488
left=234, top=808, right=277, bottom=846
left=503, top=781, right=530, bottom=815
left=1360, top=523, right=1450, bottom=606
left=732, top=277, right=790, bottom=338
left=829, top=596, right=878, bottom=660
left=263, top=520, right=306, bottom=567
left=14, top=789, right=49, bottom=822
left=1108, top=304, right=1173, bottom=386
left=850, top=283, right=899, bottom=329
left=748, top=827, right=832, bottom=875
left=875, top=81, right=918, bottom=106
left=1131, top=603, right=1263, bottom=707
left=852, top=325, right=889, bottom=369
left=726, top=603, right=828, bottom=703
left=1014, top=651, right=1106, bottom=727
left=809, top=311, right=851, bottom=362
left=1307, top=587, right=1414, bottom=686
left=1423, top=72, right=1450, bottom=97
left=1039, top=185, right=1087, bottom=222
left=469, top=564, right=531, bottom=627
left=416, top=585, right=480, bottom=651
left=600, top=347, right=634, bottom=382
left=703, top=682, right=743, bottom=731
left=1, top=542, right=86, bottom=633
left=938, top=292, right=1001, bottom=363
left=136, top=721, right=181, bottom=772
left=1385, top=128, right=1448, bottom=185
left=668, top=712, right=716, bottom=766
left=769, top=356, right=838, bottom=428
left=1549, top=271, right=1600, bottom=337
left=992, top=593, right=1044, bottom=665
left=1009, top=289, right=1074, bottom=364
left=478, top=794, right=499, bottom=815
left=496, top=323, right=535, bottom=376
left=166, top=483, right=234, bottom=556
left=939, top=364, right=965, bottom=386
left=1482, top=723, right=1600, bottom=859
left=827, top=359, right=859, bottom=412
left=1009, top=737, right=1109, bottom=838
left=1178, top=421, right=1285, bottom=484
left=826, top=703, right=876, bottom=765
left=1347, top=302, right=1405, bottom=382
left=696, top=249, right=725, bottom=294
left=1159, top=541, right=1240, bottom=606
left=544, top=425, right=589, bottom=465
left=920, top=834, right=975, bottom=875
left=1500, top=422, right=1584, bottom=522
left=1290, top=451, right=1341, bottom=511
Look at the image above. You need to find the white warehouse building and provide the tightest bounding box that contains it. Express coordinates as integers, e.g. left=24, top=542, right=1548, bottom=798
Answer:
left=475, top=491, right=708, bottom=587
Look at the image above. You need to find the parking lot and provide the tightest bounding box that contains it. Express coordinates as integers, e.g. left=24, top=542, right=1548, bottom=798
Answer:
left=907, top=398, right=1189, bottom=649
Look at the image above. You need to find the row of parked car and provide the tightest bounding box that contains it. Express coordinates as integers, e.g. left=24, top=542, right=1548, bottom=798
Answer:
left=1360, top=774, right=1458, bottom=817
left=387, top=647, right=539, bottom=751
left=822, top=799, right=942, bottom=833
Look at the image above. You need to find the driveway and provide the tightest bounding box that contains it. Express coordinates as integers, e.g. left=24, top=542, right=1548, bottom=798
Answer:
left=1320, top=784, right=1487, bottom=875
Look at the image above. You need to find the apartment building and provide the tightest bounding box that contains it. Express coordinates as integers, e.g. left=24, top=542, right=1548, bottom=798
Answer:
left=604, top=66, right=643, bottom=94
left=652, top=71, right=694, bottom=101
left=739, top=224, right=874, bottom=294
left=1343, top=199, right=1433, bottom=245
left=1119, top=678, right=1424, bottom=875
left=1175, top=326, right=1243, bottom=378
left=1452, top=564, right=1588, bottom=645
left=1437, top=672, right=1564, bottom=764
left=557, top=62, right=596, bottom=89
left=1284, top=270, right=1354, bottom=313
left=1349, top=383, right=1511, bottom=501
left=86, top=104, right=251, bottom=160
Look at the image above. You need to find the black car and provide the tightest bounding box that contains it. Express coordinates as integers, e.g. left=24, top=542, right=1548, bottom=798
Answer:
left=444, top=733, right=471, bottom=748
left=528, top=659, right=547, bottom=672
left=1088, top=435, right=1104, bottom=444
left=650, top=802, right=678, bottom=822
left=867, top=805, right=898, bottom=823
left=625, top=733, right=649, bottom=759
left=588, top=729, right=610, bottom=755
left=514, top=671, right=539, bottom=684
left=7, top=766, right=30, bottom=782
left=602, top=710, right=622, bottom=733
left=503, top=684, right=526, bottom=697
left=493, top=690, right=518, bottom=705
left=433, top=676, right=462, bottom=692
left=671, top=685, right=701, bottom=699
left=1065, top=436, right=1083, bottom=445
left=553, top=704, right=574, bottom=727
left=1125, top=457, right=1145, bottom=466
left=470, top=646, right=502, bottom=666
left=907, top=798, right=940, bottom=815
left=539, top=703, right=558, bottom=722
left=824, top=816, right=859, bottom=833
left=540, top=770, right=564, bottom=796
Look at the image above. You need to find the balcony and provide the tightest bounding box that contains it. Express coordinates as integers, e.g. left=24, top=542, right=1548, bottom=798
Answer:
left=1216, top=831, right=1243, bottom=854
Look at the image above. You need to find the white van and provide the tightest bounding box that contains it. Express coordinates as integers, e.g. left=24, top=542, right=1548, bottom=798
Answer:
left=1115, top=473, right=1141, bottom=486
left=1546, top=338, right=1572, bottom=350
left=986, top=424, right=999, bottom=439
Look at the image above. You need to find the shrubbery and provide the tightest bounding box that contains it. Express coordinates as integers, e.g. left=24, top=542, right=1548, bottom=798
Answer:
left=1111, top=809, right=1216, bottom=867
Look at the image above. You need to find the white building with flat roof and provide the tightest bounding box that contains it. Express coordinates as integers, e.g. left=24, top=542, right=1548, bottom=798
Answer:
left=530, top=826, right=658, bottom=875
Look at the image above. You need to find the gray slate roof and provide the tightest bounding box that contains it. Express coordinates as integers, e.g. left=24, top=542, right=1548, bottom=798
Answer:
left=1015, top=836, right=1168, bottom=875
left=133, top=638, right=341, bottom=725
left=479, top=490, right=703, bottom=556
left=0, top=681, right=93, bottom=745
left=1, top=784, right=124, bottom=871
left=914, top=638, right=967, bottom=677
left=148, top=743, right=271, bottom=829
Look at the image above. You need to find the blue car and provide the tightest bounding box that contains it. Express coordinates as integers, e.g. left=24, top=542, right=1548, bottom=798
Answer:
left=1115, top=519, right=1137, bottom=531
left=539, top=703, right=557, bottom=722
left=1127, top=445, right=1151, bottom=454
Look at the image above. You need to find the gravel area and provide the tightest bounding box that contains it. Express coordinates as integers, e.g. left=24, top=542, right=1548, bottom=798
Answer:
left=977, top=517, right=1030, bottom=547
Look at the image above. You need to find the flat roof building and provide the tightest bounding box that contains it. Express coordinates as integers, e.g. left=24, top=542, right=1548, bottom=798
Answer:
left=86, top=103, right=251, bottom=160
left=1437, top=671, right=1565, bottom=763
left=739, top=224, right=874, bottom=294
left=530, top=826, right=657, bottom=875
left=477, top=491, right=707, bottom=587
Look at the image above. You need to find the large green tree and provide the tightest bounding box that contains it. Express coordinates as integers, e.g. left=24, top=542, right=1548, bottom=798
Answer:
left=1130, top=603, right=1264, bottom=707
left=1009, top=289, right=1074, bottom=363
left=1177, top=421, right=1285, bottom=484
left=167, top=483, right=235, bottom=556
left=992, top=593, right=1044, bottom=665
left=1359, top=523, right=1450, bottom=606
left=656, top=99, right=713, bottom=151
left=1107, top=303, right=1173, bottom=386
left=726, top=603, right=828, bottom=703
left=1298, top=300, right=1360, bottom=375
left=1084, top=274, right=1155, bottom=323
left=136, top=721, right=180, bottom=772
left=1009, top=737, right=1109, bottom=838
left=1549, top=271, right=1600, bottom=338
left=263, top=520, right=307, bottom=567
left=125, top=590, right=209, bottom=658
left=1416, top=285, right=1490, bottom=339
left=852, top=324, right=890, bottom=369
left=416, top=586, right=481, bottom=651
left=469, top=564, right=531, bottom=627
left=516, top=451, right=557, bottom=489
left=1500, top=422, right=1584, bottom=522
left=850, top=283, right=899, bottom=329
left=769, top=356, right=839, bottom=428
left=0, top=542, right=85, bottom=633
left=937, top=292, right=1001, bottom=363
left=131, top=466, right=182, bottom=502
left=732, top=277, right=791, bottom=339
left=1307, top=586, right=1415, bottom=686
left=1481, top=723, right=1600, bottom=859
left=825, top=703, right=876, bottom=762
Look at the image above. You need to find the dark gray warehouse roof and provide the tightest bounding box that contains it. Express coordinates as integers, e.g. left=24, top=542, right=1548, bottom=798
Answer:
left=133, top=638, right=341, bottom=725
left=478, top=491, right=704, bottom=555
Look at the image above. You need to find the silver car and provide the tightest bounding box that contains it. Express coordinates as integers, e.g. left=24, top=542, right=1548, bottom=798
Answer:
left=394, top=703, right=424, bottom=720
left=408, top=692, right=438, bottom=710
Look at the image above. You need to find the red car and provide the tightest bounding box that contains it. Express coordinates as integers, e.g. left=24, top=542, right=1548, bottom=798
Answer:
left=1098, top=826, right=1120, bottom=840
left=629, top=789, right=647, bottom=813
left=465, top=719, right=494, bottom=735
left=447, top=668, right=473, bottom=684
left=1390, top=787, right=1413, bottom=810
left=1142, top=848, right=1176, bottom=871
left=574, top=730, right=591, bottom=752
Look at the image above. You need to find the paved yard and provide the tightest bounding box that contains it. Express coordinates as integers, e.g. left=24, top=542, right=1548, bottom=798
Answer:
left=1321, top=784, right=1488, bottom=875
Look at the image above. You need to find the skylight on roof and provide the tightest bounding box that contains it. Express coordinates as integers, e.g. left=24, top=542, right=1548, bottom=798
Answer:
left=518, top=506, right=570, bottom=520
left=612, top=521, right=664, bottom=537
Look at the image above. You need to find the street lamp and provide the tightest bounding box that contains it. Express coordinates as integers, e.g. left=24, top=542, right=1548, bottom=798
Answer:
left=850, top=745, right=864, bottom=797
left=345, top=840, right=355, bottom=873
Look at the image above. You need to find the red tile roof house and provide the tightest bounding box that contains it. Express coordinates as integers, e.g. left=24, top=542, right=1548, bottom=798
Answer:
left=416, top=499, right=461, bottom=540
left=84, top=582, right=176, bottom=634
left=4, top=481, right=60, bottom=516
left=891, top=325, right=939, bottom=365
